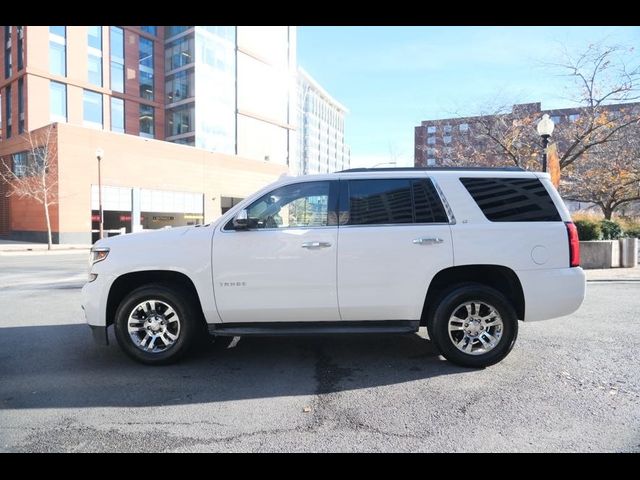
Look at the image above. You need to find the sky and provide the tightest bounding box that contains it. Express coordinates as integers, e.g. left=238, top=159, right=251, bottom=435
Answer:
left=297, top=26, right=640, bottom=168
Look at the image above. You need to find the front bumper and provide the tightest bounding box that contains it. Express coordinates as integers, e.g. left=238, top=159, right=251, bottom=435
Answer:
left=81, top=273, right=111, bottom=345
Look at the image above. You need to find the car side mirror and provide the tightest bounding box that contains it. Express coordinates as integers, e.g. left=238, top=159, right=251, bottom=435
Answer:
left=233, top=209, right=249, bottom=230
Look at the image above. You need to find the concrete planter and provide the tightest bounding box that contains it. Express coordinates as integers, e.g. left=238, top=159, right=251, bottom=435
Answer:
left=620, top=237, right=638, bottom=268
left=579, top=240, right=620, bottom=269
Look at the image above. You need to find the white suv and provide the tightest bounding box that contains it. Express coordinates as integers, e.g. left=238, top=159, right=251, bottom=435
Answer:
left=82, top=167, right=585, bottom=368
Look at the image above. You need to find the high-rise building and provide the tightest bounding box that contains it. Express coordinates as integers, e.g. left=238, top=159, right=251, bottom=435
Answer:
left=0, top=26, right=295, bottom=243
left=296, top=67, right=350, bottom=175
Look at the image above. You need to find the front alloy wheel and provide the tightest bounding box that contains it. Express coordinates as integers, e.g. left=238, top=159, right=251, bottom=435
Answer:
left=127, top=299, right=181, bottom=353
left=114, top=283, right=200, bottom=365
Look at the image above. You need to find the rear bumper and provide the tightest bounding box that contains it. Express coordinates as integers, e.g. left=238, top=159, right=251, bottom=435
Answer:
left=517, top=267, right=586, bottom=321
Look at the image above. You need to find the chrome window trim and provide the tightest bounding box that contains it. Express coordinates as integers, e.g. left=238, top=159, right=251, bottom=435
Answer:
left=221, top=225, right=337, bottom=234
left=429, top=177, right=456, bottom=225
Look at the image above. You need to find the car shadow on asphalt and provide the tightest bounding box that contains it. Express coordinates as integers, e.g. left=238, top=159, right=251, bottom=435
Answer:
left=0, top=324, right=471, bottom=409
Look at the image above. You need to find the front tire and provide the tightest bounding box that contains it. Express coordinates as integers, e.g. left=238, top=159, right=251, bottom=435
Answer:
left=114, top=283, right=201, bottom=365
left=427, top=283, right=518, bottom=368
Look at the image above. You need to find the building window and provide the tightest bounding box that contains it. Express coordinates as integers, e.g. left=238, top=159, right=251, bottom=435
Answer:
left=443, top=135, right=452, bottom=144
left=165, top=36, right=194, bottom=71
left=17, top=26, right=24, bottom=71
left=49, top=26, right=66, bottom=77
left=50, top=81, right=67, bottom=122
left=12, top=151, right=27, bottom=177
left=18, top=78, right=24, bottom=134
left=569, top=114, right=580, bottom=122
left=139, top=37, right=154, bottom=100
left=166, top=103, right=194, bottom=137
left=83, top=89, right=103, bottom=129
left=443, top=125, right=452, bottom=133
left=165, top=26, right=191, bottom=39
left=141, top=26, right=157, bottom=36
left=88, top=54, right=102, bottom=87
left=427, top=158, right=436, bottom=166
left=165, top=69, right=194, bottom=104
left=550, top=115, right=562, bottom=124
left=426, top=147, right=436, bottom=156
left=109, top=26, right=124, bottom=93
left=5, top=85, right=11, bottom=138
left=110, top=97, right=124, bottom=133
left=139, top=104, right=154, bottom=138
left=4, top=26, right=12, bottom=79
left=87, top=26, right=103, bottom=87
left=427, top=136, right=436, bottom=145
left=88, top=26, right=102, bottom=50
left=459, top=123, right=469, bottom=132
left=427, top=125, right=436, bottom=134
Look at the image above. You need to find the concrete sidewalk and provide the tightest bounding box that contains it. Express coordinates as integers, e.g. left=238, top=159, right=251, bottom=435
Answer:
left=585, top=266, right=640, bottom=282
left=0, top=240, right=91, bottom=255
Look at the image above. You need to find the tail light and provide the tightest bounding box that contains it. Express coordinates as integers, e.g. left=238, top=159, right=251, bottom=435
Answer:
left=565, top=222, right=580, bottom=267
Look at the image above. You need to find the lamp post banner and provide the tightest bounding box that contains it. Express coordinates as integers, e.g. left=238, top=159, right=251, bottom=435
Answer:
left=547, top=142, right=561, bottom=188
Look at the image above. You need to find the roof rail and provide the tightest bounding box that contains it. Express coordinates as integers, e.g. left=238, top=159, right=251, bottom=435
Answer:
left=337, top=166, right=526, bottom=173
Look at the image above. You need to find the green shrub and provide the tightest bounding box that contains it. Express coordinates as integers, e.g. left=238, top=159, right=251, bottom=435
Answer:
left=600, top=220, right=624, bottom=240
left=574, top=220, right=601, bottom=241
left=624, top=227, right=640, bottom=239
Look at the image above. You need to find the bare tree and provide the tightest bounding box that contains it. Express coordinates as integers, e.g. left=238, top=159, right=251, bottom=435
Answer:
left=0, top=124, right=58, bottom=249
left=436, top=43, right=640, bottom=173
left=562, top=121, right=640, bottom=219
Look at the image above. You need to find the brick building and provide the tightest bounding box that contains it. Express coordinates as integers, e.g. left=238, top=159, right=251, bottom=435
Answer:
left=0, top=26, right=296, bottom=243
left=414, top=102, right=640, bottom=167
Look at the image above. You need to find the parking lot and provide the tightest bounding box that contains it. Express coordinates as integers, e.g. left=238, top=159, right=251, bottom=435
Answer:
left=0, top=252, right=638, bottom=452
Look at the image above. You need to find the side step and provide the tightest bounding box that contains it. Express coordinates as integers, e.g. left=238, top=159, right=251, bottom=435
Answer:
left=208, top=320, right=420, bottom=337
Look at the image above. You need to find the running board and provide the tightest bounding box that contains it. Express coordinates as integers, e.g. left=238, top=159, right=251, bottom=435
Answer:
left=208, top=320, right=420, bottom=336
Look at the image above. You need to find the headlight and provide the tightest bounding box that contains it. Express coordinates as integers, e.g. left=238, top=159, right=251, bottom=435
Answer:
left=90, top=247, right=110, bottom=265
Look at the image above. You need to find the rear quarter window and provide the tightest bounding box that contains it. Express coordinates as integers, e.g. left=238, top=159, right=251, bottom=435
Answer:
left=460, top=177, right=561, bottom=222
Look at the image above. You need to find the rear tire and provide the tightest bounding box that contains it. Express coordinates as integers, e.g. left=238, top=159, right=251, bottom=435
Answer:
left=427, top=283, right=518, bottom=368
left=114, top=283, right=202, bottom=365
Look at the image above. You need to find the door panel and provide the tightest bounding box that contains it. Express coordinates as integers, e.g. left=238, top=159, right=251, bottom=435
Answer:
left=213, top=180, right=340, bottom=323
left=336, top=177, right=454, bottom=321
left=213, top=228, right=339, bottom=322
left=337, top=224, right=453, bottom=320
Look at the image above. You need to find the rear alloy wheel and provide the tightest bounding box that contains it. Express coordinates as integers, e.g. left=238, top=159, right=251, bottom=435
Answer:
left=427, top=283, right=518, bottom=368
left=114, top=284, right=200, bottom=365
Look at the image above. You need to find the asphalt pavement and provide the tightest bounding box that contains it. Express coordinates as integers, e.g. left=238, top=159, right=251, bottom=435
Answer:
left=0, top=253, right=638, bottom=452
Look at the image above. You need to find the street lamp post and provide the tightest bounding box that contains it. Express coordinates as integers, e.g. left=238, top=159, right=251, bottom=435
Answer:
left=95, top=148, right=104, bottom=240
left=536, top=114, right=555, bottom=172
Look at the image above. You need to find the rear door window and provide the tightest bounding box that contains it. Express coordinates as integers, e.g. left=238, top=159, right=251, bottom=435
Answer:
left=346, top=178, right=448, bottom=225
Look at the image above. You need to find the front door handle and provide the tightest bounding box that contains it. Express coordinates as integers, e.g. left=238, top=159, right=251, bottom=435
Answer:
left=413, top=237, right=444, bottom=245
left=302, top=241, right=332, bottom=249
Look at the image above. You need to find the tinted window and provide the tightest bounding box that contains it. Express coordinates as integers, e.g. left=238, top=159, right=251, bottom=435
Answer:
left=460, top=177, right=561, bottom=222
left=233, top=181, right=331, bottom=230
left=348, top=179, right=413, bottom=225
left=347, top=179, right=448, bottom=225
left=412, top=180, right=449, bottom=223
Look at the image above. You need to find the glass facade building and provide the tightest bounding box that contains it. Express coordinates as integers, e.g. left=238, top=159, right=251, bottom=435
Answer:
left=296, top=68, right=350, bottom=175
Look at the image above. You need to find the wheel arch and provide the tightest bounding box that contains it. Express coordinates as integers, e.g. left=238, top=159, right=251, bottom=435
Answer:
left=421, top=264, right=525, bottom=325
left=106, top=270, right=206, bottom=328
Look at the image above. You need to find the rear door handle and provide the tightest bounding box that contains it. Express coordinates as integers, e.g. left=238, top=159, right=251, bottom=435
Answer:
left=302, top=241, right=332, bottom=249
left=413, top=237, right=443, bottom=245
